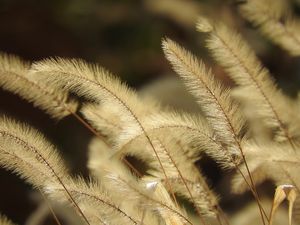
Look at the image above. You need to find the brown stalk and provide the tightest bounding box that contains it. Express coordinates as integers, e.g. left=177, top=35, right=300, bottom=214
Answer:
left=37, top=186, right=63, bottom=225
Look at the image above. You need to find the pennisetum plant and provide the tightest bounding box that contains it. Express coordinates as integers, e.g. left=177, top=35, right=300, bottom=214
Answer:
left=1, top=0, right=300, bottom=224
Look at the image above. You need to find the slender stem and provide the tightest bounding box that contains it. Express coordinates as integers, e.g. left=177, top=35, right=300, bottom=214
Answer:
left=70, top=111, right=107, bottom=143
left=235, top=166, right=268, bottom=223
left=216, top=205, right=229, bottom=225
left=157, top=139, right=208, bottom=225
left=238, top=149, right=267, bottom=225
left=140, top=208, right=146, bottom=225
left=37, top=186, right=63, bottom=225
left=149, top=139, right=180, bottom=209
left=216, top=213, right=223, bottom=225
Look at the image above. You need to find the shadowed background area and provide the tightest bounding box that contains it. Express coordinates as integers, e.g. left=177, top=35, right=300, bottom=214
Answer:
left=1, top=0, right=300, bottom=224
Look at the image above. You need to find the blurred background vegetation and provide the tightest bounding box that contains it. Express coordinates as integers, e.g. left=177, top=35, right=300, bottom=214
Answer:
left=1, top=0, right=300, bottom=224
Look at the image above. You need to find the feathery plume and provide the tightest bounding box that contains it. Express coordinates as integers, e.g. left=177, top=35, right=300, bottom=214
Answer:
left=46, top=177, right=140, bottom=225
left=114, top=111, right=231, bottom=166
left=232, top=142, right=300, bottom=194
left=162, top=38, right=244, bottom=165
left=162, top=38, right=269, bottom=224
left=0, top=117, right=91, bottom=225
left=30, top=57, right=162, bottom=161
left=81, top=103, right=123, bottom=144
left=147, top=138, right=218, bottom=217
left=0, top=117, right=68, bottom=186
left=103, top=168, right=190, bottom=225
left=197, top=20, right=300, bottom=148
left=107, top=111, right=220, bottom=218
left=239, top=0, right=300, bottom=56
left=0, top=53, right=78, bottom=120
left=81, top=96, right=159, bottom=146
left=0, top=117, right=145, bottom=225
left=30, top=58, right=157, bottom=119
left=88, top=138, right=168, bottom=224
left=30, top=58, right=183, bottom=205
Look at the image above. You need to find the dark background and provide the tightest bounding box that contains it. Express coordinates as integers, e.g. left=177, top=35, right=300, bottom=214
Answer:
left=1, top=0, right=300, bottom=224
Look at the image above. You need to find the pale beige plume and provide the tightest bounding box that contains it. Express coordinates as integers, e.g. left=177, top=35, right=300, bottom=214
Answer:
left=197, top=19, right=300, bottom=148
left=162, top=38, right=245, bottom=167
left=0, top=53, right=78, bottom=119
left=239, top=0, right=300, bottom=56
left=0, top=117, right=143, bottom=225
